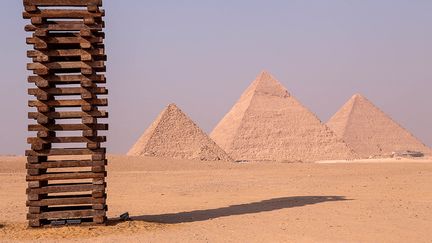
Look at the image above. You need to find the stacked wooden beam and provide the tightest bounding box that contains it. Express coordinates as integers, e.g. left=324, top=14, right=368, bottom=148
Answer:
left=23, top=0, right=108, bottom=227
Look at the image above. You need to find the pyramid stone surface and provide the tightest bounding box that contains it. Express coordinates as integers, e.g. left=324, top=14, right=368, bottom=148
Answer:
left=128, top=104, right=232, bottom=161
left=327, top=94, right=432, bottom=158
left=210, top=71, right=357, bottom=162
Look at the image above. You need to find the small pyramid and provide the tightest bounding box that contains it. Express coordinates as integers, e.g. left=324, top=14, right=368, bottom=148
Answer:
left=327, top=94, right=431, bottom=158
left=210, top=71, right=357, bottom=162
left=128, top=104, right=232, bottom=161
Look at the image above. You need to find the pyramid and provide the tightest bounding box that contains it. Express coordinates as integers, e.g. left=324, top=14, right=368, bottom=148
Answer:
left=210, top=71, right=357, bottom=162
left=327, top=94, right=432, bottom=158
left=127, top=104, right=232, bottom=161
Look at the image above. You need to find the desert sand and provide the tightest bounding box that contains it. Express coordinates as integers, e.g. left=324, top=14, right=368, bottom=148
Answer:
left=1, top=155, right=432, bottom=242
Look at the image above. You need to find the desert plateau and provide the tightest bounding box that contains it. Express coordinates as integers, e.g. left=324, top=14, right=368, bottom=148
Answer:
left=1, top=155, right=432, bottom=242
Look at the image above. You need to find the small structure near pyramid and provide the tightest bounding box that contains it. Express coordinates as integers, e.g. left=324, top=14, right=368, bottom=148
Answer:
left=128, top=104, right=232, bottom=161
left=210, top=71, right=357, bottom=162
left=327, top=94, right=431, bottom=158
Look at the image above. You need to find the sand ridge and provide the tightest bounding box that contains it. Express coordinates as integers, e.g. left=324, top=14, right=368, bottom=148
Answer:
left=127, top=104, right=232, bottom=161
left=327, top=94, right=432, bottom=158
left=210, top=71, right=358, bottom=162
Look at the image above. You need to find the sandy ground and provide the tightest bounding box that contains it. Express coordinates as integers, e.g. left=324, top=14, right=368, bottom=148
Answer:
left=1, top=155, right=432, bottom=243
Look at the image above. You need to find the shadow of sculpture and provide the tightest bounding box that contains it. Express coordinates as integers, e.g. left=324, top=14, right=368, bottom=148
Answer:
left=127, top=195, right=350, bottom=224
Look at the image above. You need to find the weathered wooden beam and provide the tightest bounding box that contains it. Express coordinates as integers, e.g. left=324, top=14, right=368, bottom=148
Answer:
left=27, top=195, right=105, bottom=207
left=25, top=21, right=104, bottom=32
left=28, top=124, right=108, bottom=131
left=26, top=160, right=106, bottom=169
left=28, top=87, right=107, bottom=97
left=27, top=208, right=105, bottom=220
left=28, top=49, right=105, bottom=57
left=30, top=66, right=106, bottom=75
left=26, top=183, right=105, bottom=194
left=28, top=111, right=108, bottom=120
left=27, top=61, right=105, bottom=71
left=26, top=171, right=106, bottom=181
left=29, top=88, right=105, bottom=101
left=24, top=0, right=102, bottom=7
left=27, top=49, right=105, bottom=62
left=28, top=74, right=106, bottom=87
left=23, top=9, right=104, bottom=19
left=29, top=98, right=107, bottom=108
left=26, top=148, right=105, bottom=156
left=28, top=136, right=106, bottom=144
left=27, top=36, right=103, bottom=47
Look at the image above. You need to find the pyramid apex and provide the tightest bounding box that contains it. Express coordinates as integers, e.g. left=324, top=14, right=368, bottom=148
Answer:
left=158, top=103, right=183, bottom=118
left=352, top=93, right=365, bottom=100
left=250, top=71, right=289, bottom=97
left=256, top=70, right=275, bottom=81
left=258, top=69, right=271, bottom=75
left=167, top=103, right=179, bottom=109
left=350, top=94, right=373, bottom=106
left=165, top=103, right=183, bottom=113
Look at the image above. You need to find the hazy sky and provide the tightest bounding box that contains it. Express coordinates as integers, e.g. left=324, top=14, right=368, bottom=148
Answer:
left=0, top=0, right=431, bottom=155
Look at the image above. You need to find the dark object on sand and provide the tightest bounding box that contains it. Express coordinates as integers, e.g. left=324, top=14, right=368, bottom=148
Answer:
left=67, top=219, right=82, bottom=225
left=51, top=220, right=66, bottom=226
left=120, top=212, right=130, bottom=221
left=392, top=150, right=424, bottom=158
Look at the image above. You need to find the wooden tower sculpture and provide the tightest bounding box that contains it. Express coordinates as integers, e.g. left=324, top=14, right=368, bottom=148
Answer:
left=23, top=0, right=108, bottom=227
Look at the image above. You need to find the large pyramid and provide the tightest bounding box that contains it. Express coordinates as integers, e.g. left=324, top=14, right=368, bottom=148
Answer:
left=210, top=71, right=357, bottom=162
left=327, top=94, right=431, bottom=158
left=127, top=104, right=232, bottom=161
